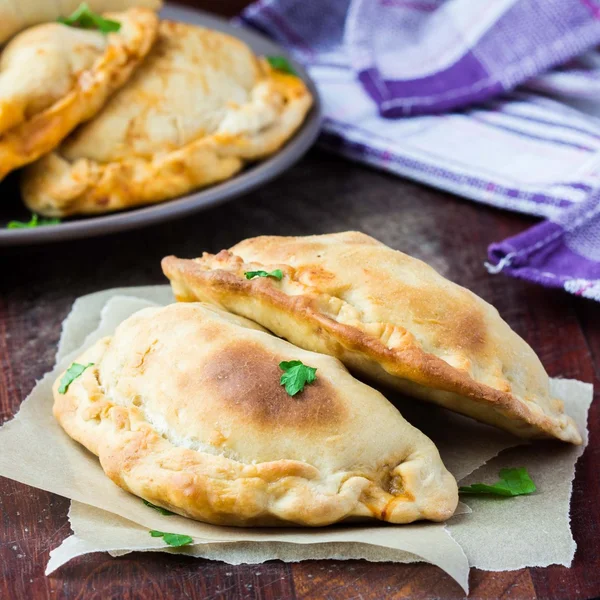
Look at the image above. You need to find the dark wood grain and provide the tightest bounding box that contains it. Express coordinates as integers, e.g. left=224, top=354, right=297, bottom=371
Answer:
left=1, top=1, right=599, bottom=599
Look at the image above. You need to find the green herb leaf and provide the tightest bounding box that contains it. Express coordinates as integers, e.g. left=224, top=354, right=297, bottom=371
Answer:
left=58, top=2, right=121, bottom=33
left=279, top=360, right=317, bottom=396
left=149, top=530, right=193, bottom=547
left=7, top=214, right=61, bottom=229
left=143, top=499, right=175, bottom=516
left=58, top=362, right=94, bottom=394
left=266, top=56, right=297, bottom=76
left=459, top=468, right=536, bottom=497
left=244, top=269, right=283, bottom=281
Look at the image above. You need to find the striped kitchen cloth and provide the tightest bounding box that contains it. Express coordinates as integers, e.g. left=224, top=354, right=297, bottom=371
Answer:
left=240, top=0, right=600, bottom=301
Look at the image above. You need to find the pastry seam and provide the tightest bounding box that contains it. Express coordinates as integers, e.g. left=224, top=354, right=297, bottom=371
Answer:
left=162, top=253, right=581, bottom=444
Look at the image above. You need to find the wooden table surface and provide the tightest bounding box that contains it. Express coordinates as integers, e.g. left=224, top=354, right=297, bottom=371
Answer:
left=1, top=3, right=600, bottom=600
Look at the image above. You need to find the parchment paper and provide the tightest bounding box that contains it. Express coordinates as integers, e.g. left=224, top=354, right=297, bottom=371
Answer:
left=449, top=378, right=591, bottom=570
left=0, top=287, right=593, bottom=594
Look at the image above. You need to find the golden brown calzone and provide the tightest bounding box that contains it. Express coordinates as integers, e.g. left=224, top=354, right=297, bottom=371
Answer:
left=0, top=8, right=158, bottom=181
left=53, top=302, right=458, bottom=527
left=162, top=232, right=582, bottom=444
left=0, top=1, right=161, bottom=45
left=22, top=21, right=313, bottom=217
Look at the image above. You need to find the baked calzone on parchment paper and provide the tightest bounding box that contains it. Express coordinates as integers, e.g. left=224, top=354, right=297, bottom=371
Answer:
left=162, top=231, right=582, bottom=444
left=22, top=20, right=313, bottom=216
left=53, top=302, right=458, bottom=527
left=0, top=7, right=158, bottom=181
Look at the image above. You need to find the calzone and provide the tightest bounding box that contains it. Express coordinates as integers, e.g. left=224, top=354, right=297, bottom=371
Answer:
left=162, top=232, right=582, bottom=444
left=53, top=302, right=458, bottom=527
left=22, top=21, right=313, bottom=217
left=0, top=1, right=161, bottom=45
left=0, top=8, right=158, bottom=181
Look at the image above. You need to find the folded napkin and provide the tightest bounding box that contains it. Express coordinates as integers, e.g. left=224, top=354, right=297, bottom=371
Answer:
left=240, top=0, right=600, bottom=301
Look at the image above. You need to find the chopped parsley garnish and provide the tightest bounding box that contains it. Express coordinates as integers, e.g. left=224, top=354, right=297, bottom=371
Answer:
left=149, top=530, right=193, bottom=547
left=459, top=468, right=536, bottom=497
left=7, top=214, right=60, bottom=229
left=266, top=56, right=297, bottom=76
left=143, top=499, right=175, bottom=516
left=244, top=269, right=283, bottom=281
left=58, top=362, right=94, bottom=394
left=279, top=360, right=317, bottom=396
left=58, top=2, right=121, bottom=33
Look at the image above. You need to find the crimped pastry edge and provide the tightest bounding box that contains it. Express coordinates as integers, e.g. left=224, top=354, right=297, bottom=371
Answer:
left=53, top=335, right=458, bottom=527
left=0, top=8, right=158, bottom=181
left=162, top=252, right=582, bottom=445
left=22, top=54, right=313, bottom=216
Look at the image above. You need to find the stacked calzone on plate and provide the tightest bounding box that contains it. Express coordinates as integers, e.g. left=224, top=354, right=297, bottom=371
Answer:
left=0, top=2, right=313, bottom=217
left=22, top=21, right=313, bottom=216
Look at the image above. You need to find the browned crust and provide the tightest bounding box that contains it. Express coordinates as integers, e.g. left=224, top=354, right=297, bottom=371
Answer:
left=21, top=53, right=313, bottom=216
left=0, top=8, right=158, bottom=181
left=162, top=254, right=581, bottom=444
left=53, top=335, right=457, bottom=527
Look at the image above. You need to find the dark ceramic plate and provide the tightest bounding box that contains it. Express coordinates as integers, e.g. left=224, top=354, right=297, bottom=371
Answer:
left=0, top=3, right=321, bottom=246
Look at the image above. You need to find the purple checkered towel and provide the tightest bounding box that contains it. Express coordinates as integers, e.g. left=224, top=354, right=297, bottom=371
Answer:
left=240, top=0, right=600, bottom=302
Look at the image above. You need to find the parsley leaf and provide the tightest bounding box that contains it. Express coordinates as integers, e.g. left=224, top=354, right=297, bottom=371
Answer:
left=143, top=499, right=175, bottom=516
left=266, top=56, right=297, bottom=76
left=245, top=269, right=283, bottom=281
left=7, top=214, right=61, bottom=229
left=149, top=530, right=193, bottom=547
left=58, top=362, right=94, bottom=394
left=279, top=360, right=317, bottom=396
left=58, top=2, right=121, bottom=34
left=459, top=468, right=536, bottom=497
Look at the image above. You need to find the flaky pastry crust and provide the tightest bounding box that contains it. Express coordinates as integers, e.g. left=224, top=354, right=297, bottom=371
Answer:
left=22, top=21, right=313, bottom=217
left=162, top=232, right=582, bottom=444
left=0, top=8, right=158, bottom=181
left=53, top=302, right=458, bottom=527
